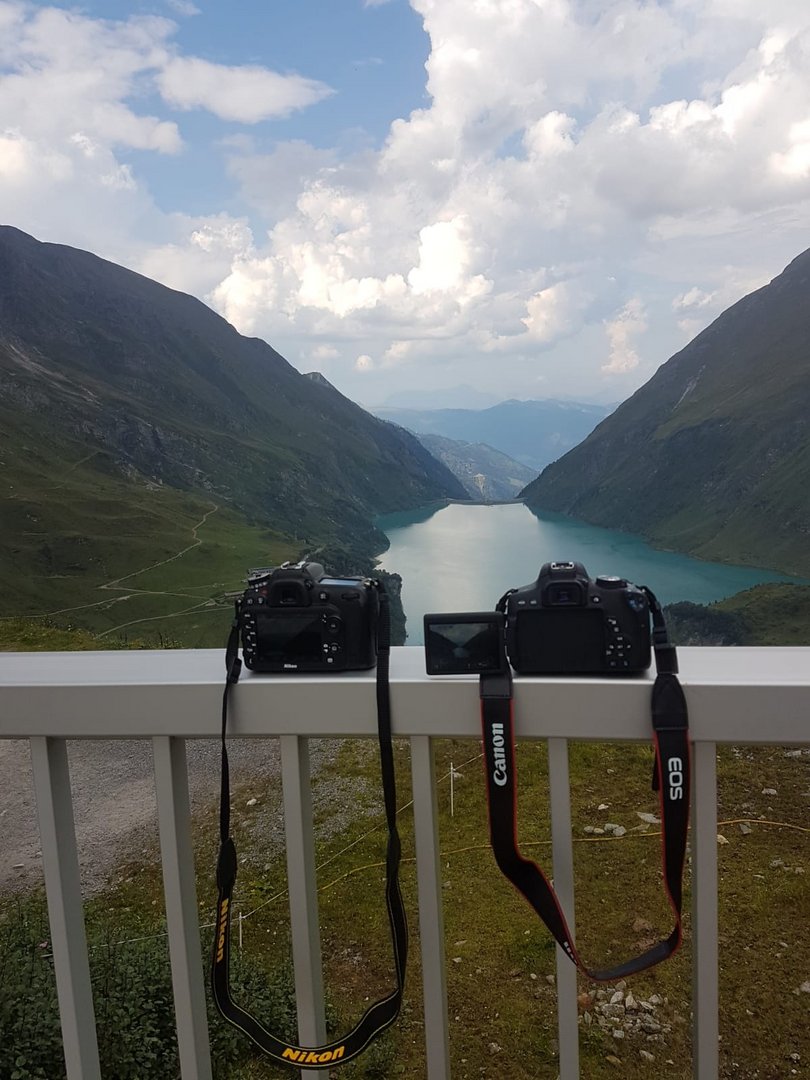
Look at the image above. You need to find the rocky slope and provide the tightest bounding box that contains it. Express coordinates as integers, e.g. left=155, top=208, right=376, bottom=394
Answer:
left=522, top=248, right=810, bottom=574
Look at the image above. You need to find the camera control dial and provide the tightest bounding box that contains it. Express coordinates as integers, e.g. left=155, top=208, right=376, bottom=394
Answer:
left=596, top=575, right=627, bottom=589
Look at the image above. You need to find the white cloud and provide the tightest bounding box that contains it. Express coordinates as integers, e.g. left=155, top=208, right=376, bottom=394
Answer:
left=355, top=354, right=375, bottom=371
left=602, top=299, right=648, bottom=375
left=672, top=287, right=718, bottom=311
left=157, top=58, right=333, bottom=123
left=165, top=0, right=200, bottom=15
left=311, top=344, right=340, bottom=361
left=4, top=0, right=810, bottom=402
left=521, top=284, right=573, bottom=343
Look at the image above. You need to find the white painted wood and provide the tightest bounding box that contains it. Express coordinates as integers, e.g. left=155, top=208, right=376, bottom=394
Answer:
left=692, top=741, right=719, bottom=1079
left=30, top=737, right=101, bottom=1080
left=411, top=736, right=451, bottom=1079
left=548, top=738, right=580, bottom=1078
left=153, top=736, right=213, bottom=1080
left=280, top=736, right=326, bottom=1080
left=2, top=647, right=809, bottom=741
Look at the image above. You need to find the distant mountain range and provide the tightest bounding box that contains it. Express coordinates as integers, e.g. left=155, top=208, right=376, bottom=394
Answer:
left=371, top=399, right=613, bottom=472
left=0, top=225, right=466, bottom=637
left=522, top=247, right=810, bottom=575
left=413, top=433, right=535, bottom=500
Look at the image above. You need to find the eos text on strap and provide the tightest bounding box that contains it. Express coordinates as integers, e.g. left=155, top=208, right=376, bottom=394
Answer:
left=425, top=560, right=691, bottom=981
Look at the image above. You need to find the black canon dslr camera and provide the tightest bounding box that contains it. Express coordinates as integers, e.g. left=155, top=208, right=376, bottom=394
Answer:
left=503, top=561, right=650, bottom=674
left=238, top=561, right=379, bottom=672
left=425, top=561, right=651, bottom=676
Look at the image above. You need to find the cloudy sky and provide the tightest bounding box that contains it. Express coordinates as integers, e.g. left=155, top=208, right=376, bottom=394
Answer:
left=2, top=0, right=810, bottom=407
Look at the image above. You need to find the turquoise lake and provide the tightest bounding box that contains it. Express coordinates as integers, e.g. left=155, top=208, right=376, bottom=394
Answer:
left=375, top=502, right=805, bottom=644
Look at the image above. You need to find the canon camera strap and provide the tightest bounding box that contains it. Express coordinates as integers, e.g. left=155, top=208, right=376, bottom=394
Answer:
left=212, top=582, right=408, bottom=1068
left=481, top=586, right=690, bottom=981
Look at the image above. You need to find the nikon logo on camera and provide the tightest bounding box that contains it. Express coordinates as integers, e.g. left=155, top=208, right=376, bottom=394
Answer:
left=281, top=1046, right=346, bottom=1064
left=491, top=723, right=508, bottom=787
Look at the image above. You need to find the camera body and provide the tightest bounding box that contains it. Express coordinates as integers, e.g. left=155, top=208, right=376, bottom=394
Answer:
left=239, top=561, right=378, bottom=673
left=504, top=561, right=650, bottom=675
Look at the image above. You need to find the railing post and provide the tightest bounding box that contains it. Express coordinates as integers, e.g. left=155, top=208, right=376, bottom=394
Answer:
left=411, top=735, right=452, bottom=1079
left=692, top=741, right=719, bottom=1078
left=548, top=738, right=580, bottom=1079
left=280, top=735, right=326, bottom=1080
left=30, top=737, right=102, bottom=1080
left=153, top=736, right=213, bottom=1080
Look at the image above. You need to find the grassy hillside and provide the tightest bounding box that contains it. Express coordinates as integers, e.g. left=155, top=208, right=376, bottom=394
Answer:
left=0, top=408, right=295, bottom=646
left=0, top=226, right=461, bottom=644
left=666, top=584, right=810, bottom=647
left=0, top=225, right=465, bottom=570
left=522, top=248, right=810, bottom=576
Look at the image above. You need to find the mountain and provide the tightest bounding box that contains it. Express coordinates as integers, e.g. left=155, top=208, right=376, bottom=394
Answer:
left=0, top=226, right=466, bottom=641
left=522, top=249, right=810, bottom=575
left=371, top=399, right=612, bottom=471
left=0, top=226, right=466, bottom=567
left=375, top=384, right=501, bottom=410
left=414, top=433, right=535, bottom=500
left=665, top=584, right=810, bottom=646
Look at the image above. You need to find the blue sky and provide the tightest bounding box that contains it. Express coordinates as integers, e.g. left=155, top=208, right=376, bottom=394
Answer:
left=2, top=0, right=810, bottom=407
left=83, top=0, right=430, bottom=216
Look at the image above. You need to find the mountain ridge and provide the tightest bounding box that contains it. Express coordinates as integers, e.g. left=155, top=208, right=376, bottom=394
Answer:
left=0, top=225, right=467, bottom=569
left=371, top=398, right=612, bottom=471
left=521, top=246, right=810, bottom=575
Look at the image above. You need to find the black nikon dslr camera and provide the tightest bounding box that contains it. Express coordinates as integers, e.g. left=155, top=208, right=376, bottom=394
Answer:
left=424, top=561, right=651, bottom=676
left=239, top=561, right=379, bottom=672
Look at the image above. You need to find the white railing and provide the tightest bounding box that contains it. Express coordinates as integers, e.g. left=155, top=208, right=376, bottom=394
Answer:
left=1, top=645, right=809, bottom=1079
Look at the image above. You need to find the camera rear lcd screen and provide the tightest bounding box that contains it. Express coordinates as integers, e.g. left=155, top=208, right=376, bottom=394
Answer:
left=516, top=609, right=604, bottom=673
left=426, top=621, right=502, bottom=675
left=256, top=611, right=322, bottom=662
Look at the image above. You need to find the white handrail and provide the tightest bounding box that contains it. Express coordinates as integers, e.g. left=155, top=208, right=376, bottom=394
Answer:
left=2, top=645, right=809, bottom=1080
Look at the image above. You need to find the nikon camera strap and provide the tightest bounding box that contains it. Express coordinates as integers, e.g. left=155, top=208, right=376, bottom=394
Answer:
left=212, top=582, right=408, bottom=1069
left=481, top=587, right=690, bottom=981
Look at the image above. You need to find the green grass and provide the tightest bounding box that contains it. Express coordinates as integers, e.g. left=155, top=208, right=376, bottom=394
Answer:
left=1, top=727, right=807, bottom=1078
left=113, top=731, right=801, bottom=1079
left=0, top=419, right=296, bottom=648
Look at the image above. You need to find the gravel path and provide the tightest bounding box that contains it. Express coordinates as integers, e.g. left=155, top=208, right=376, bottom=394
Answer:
left=0, top=737, right=379, bottom=896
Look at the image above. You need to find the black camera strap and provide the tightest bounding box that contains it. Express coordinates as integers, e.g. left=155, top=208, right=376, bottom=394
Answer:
left=480, top=586, right=690, bottom=981
left=212, top=583, right=408, bottom=1068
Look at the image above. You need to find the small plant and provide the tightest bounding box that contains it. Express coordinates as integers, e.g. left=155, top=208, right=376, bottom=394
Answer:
left=0, top=898, right=296, bottom=1080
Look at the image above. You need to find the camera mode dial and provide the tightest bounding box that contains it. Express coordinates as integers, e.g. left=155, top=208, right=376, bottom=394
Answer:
left=596, top=575, right=627, bottom=589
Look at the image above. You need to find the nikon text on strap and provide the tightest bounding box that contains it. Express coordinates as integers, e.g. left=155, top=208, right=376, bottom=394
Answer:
left=480, top=586, right=690, bottom=981
left=212, top=582, right=408, bottom=1068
